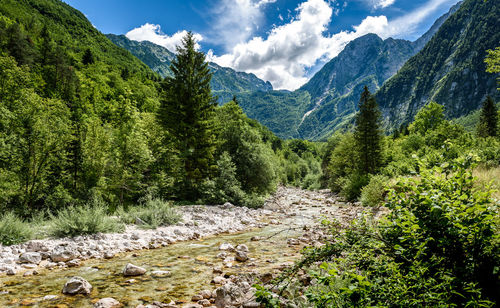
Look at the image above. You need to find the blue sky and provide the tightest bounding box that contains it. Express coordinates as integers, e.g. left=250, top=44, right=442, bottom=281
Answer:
left=64, top=0, right=460, bottom=90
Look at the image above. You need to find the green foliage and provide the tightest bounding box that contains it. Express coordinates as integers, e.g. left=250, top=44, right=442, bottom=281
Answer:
left=158, top=32, right=217, bottom=200
left=354, top=86, right=384, bottom=174
left=48, top=197, right=124, bottom=237
left=485, top=46, right=500, bottom=88
left=118, top=196, right=181, bottom=229
left=477, top=96, right=498, bottom=137
left=0, top=212, right=33, bottom=245
left=409, top=101, right=445, bottom=135
left=360, top=175, right=388, bottom=207
left=263, top=158, right=499, bottom=307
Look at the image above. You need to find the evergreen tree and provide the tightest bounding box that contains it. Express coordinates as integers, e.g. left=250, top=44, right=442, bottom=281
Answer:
left=158, top=32, right=217, bottom=200
left=82, top=48, right=95, bottom=65
left=477, top=96, right=498, bottom=137
left=354, top=86, right=384, bottom=174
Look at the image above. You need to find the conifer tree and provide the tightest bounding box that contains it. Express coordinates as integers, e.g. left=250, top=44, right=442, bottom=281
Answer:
left=477, top=96, right=498, bottom=137
left=82, top=48, right=95, bottom=65
left=158, top=32, right=217, bottom=200
left=354, top=86, right=384, bottom=174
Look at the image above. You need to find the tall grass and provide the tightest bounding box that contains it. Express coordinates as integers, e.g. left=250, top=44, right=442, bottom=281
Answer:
left=473, top=166, right=500, bottom=200
left=118, top=196, right=181, bottom=229
left=49, top=198, right=124, bottom=237
left=0, top=212, right=33, bottom=245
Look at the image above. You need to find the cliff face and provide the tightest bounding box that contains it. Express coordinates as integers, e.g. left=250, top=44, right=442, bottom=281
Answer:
left=375, top=0, right=500, bottom=129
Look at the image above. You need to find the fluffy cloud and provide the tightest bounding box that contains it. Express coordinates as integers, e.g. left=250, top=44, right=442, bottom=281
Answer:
left=209, top=0, right=276, bottom=50
left=126, top=23, right=203, bottom=51
left=209, top=0, right=454, bottom=90
left=372, top=0, right=396, bottom=9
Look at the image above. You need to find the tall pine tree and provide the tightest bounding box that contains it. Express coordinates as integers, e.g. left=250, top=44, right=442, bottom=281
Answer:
left=158, top=32, right=217, bottom=200
left=477, top=96, right=498, bottom=137
left=355, top=86, right=384, bottom=174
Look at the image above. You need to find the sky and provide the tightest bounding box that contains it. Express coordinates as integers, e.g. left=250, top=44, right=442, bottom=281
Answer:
left=64, top=0, right=460, bottom=90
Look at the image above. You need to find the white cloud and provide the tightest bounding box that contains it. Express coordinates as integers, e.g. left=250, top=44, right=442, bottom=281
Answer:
left=209, top=0, right=455, bottom=90
left=373, top=0, right=396, bottom=9
left=209, top=0, right=276, bottom=50
left=126, top=23, right=203, bottom=52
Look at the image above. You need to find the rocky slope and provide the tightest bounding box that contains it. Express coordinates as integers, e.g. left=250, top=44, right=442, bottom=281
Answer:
left=376, top=0, right=500, bottom=130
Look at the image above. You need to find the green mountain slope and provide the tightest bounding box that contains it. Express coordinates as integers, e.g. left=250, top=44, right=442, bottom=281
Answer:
left=106, top=34, right=273, bottom=103
left=375, top=0, right=500, bottom=130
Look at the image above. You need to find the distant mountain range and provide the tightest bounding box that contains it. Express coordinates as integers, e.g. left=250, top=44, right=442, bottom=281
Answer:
left=109, top=0, right=499, bottom=140
left=106, top=34, right=272, bottom=103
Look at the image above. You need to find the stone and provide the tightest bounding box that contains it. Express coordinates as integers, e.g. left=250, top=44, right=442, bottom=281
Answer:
left=51, top=245, right=79, bottom=262
left=235, top=250, right=248, bottom=262
left=212, top=276, right=226, bottom=284
left=199, top=290, right=212, bottom=299
left=94, top=297, right=121, bottom=308
left=67, top=259, right=81, bottom=267
left=18, top=252, right=42, bottom=264
left=42, top=295, right=58, bottom=301
left=197, top=299, right=211, bottom=307
left=260, top=273, right=273, bottom=284
left=250, top=236, right=261, bottom=241
left=235, top=244, right=248, bottom=252
left=104, top=252, right=115, bottom=259
left=150, top=270, right=171, bottom=278
left=218, top=243, right=234, bottom=251
left=191, top=294, right=203, bottom=301
left=122, top=263, right=146, bottom=276
left=216, top=252, right=227, bottom=259
left=26, top=240, right=48, bottom=252
left=214, top=282, right=244, bottom=308
left=62, top=276, right=92, bottom=295
left=212, top=267, right=223, bottom=274
left=6, top=267, right=16, bottom=275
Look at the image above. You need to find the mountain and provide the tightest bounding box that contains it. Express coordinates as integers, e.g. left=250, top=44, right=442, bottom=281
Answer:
left=106, top=34, right=272, bottom=103
left=236, top=1, right=463, bottom=140
left=375, top=0, right=500, bottom=129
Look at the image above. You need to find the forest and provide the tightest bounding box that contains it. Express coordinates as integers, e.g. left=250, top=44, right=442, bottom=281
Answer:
left=0, top=0, right=499, bottom=306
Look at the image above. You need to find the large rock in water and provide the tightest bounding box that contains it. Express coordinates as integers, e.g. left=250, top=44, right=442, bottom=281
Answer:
left=93, top=297, right=121, bottom=308
left=215, top=282, right=245, bottom=308
left=122, top=263, right=146, bottom=276
left=62, top=276, right=92, bottom=295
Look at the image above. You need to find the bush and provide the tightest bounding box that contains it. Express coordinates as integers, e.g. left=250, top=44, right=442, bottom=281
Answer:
left=0, top=212, right=33, bottom=245
left=119, top=195, right=181, bottom=229
left=338, top=173, right=369, bottom=201
left=360, top=175, right=388, bottom=207
left=49, top=198, right=124, bottom=237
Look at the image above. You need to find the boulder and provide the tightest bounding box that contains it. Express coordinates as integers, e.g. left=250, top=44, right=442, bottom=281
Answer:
left=51, top=245, right=79, bottom=262
left=215, top=282, right=244, bottom=308
left=150, top=270, right=171, bottom=278
left=26, top=240, right=49, bottom=252
left=19, top=252, right=42, bottom=264
left=94, top=297, right=121, bottom=308
left=62, top=276, right=92, bottom=295
left=235, top=244, right=248, bottom=252
left=122, top=263, right=146, bottom=276
left=235, top=250, right=248, bottom=262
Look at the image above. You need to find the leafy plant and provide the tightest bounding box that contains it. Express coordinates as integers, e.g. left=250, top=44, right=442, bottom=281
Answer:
left=0, top=212, right=32, bottom=245
left=118, top=195, right=181, bottom=229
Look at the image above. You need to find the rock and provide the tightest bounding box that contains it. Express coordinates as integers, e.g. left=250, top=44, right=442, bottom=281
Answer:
left=26, top=240, right=49, bottom=252
left=250, top=236, right=261, bottom=241
left=67, top=259, right=81, bottom=267
left=216, top=252, right=227, bottom=259
left=135, top=217, right=146, bottom=225
left=184, top=304, right=203, bottom=308
left=235, top=250, right=248, bottom=262
left=23, top=270, right=38, bottom=276
left=242, top=302, right=261, bottom=308
left=197, top=299, right=211, bottom=307
left=6, top=267, right=16, bottom=275
left=212, top=267, right=223, bottom=274
left=191, top=294, right=203, bottom=301
left=51, top=245, right=79, bottom=262
left=122, top=263, right=146, bottom=276
left=62, top=276, right=92, bottom=295
left=42, top=295, right=58, bottom=301
left=150, top=270, right=171, bottom=278
left=199, top=290, right=212, bottom=299
left=94, top=297, right=121, bottom=308
left=260, top=273, right=273, bottom=284
left=212, top=276, right=226, bottom=284
left=104, top=252, right=115, bottom=259
left=215, top=282, right=244, bottom=308
left=219, top=243, right=234, bottom=251
left=287, top=238, right=299, bottom=245
left=131, top=233, right=140, bottom=240
left=18, top=252, right=42, bottom=264
left=235, top=244, right=248, bottom=252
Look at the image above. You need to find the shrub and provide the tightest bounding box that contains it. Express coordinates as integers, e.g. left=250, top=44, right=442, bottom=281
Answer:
left=360, top=175, right=388, bottom=207
left=119, top=196, right=181, bottom=229
left=49, top=198, right=124, bottom=237
left=0, top=212, right=33, bottom=245
left=338, top=173, right=369, bottom=201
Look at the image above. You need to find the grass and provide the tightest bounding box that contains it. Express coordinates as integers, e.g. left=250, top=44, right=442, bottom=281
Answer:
left=473, top=166, right=500, bottom=201
left=0, top=212, right=33, bottom=245
left=118, top=196, right=182, bottom=229
left=48, top=198, right=124, bottom=238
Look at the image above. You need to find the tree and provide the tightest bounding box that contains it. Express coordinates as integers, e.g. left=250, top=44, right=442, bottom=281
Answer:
left=477, top=96, right=498, bottom=137
left=354, top=86, right=384, bottom=174
left=409, top=101, right=445, bottom=135
left=158, top=32, right=217, bottom=200
left=82, top=48, right=95, bottom=65
left=485, top=47, right=500, bottom=89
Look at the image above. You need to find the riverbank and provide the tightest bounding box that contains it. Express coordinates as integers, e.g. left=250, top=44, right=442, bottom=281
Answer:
left=0, top=187, right=383, bottom=307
